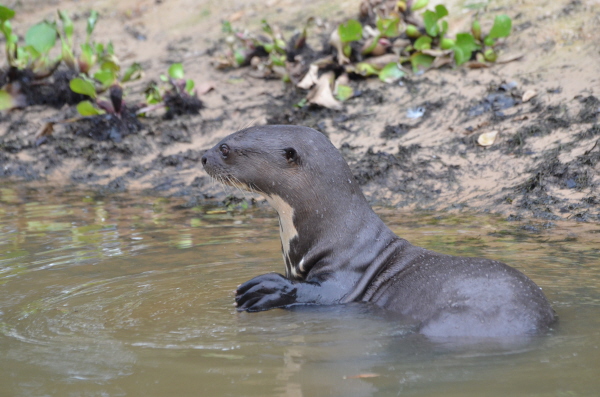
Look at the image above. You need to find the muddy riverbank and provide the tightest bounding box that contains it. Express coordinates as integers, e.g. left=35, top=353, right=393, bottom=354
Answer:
left=1, top=0, right=599, bottom=221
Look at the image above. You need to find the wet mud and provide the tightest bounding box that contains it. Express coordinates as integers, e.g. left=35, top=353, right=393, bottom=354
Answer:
left=0, top=0, right=599, bottom=222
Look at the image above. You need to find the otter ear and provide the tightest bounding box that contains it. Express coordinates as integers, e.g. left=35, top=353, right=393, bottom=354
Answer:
left=284, top=147, right=300, bottom=165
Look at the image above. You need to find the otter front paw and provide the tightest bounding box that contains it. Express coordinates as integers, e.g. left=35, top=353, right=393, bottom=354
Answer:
left=235, top=273, right=297, bottom=312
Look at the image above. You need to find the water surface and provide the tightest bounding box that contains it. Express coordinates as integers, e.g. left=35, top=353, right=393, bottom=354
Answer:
left=0, top=186, right=599, bottom=396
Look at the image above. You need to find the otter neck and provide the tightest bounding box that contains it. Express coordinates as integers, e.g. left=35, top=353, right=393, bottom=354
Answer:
left=265, top=191, right=396, bottom=281
left=264, top=195, right=299, bottom=278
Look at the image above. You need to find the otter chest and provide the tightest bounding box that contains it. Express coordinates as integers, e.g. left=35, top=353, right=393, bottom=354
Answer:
left=265, top=195, right=301, bottom=278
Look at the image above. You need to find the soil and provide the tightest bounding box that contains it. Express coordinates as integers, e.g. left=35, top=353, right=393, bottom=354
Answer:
left=1, top=0, right=599, bottom=222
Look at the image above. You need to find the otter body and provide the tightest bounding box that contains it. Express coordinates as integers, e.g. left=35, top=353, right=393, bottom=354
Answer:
left=201, top=125, right=556, bottom=337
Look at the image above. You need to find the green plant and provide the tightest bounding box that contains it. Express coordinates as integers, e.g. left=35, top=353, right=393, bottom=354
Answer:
left=138, top=62, right=202, bottom=119
left=0, top=7, right=143, bottom=112
left=219, top=18, right=305, bottom=81
left=69, top=61, right=142, bottom=116
left=338, top=19, right=363, bottom=58
left=0, top=5, right=59, bottom=76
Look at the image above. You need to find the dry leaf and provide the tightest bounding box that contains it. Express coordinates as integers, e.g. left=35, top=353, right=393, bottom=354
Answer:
left=344, top=373, right=381, bottom=379
left=228, top=10, right=245, bottom=22
left=392, top=38, right=411, bottom=55
left=196, top=82, right=215, bottom=96
left=512, top=114, right=529, bottom=121
left=422, top=49, right=452, bottom=57
left=522, top=89, right=537, bottom=102
left=362, top=53, right=399, bottom=70
left=466, top=61, right=490, bottom=69
left=306, top=72, right=342, bottom=110
left=497, top=53, right=525, bottom=64
left=35, top=122, right=55, bottom=139
left=312, top=55, right=335, bottom=68
left=477, top=130, right=499, bottom=147
left=329, top=29, right=350, bottom=65
left=430, top=55, right=453, bottom=69
left=297, top=64, right=319, bottom=90
left=335, top=73, right=349, bottom=86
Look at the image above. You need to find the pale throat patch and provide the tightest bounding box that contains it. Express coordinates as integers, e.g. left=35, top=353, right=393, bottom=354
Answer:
left=265, top=194, right=299, bottom=277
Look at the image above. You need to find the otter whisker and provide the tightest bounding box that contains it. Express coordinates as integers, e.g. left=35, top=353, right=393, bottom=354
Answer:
left=227, top=175, right=250, bottom=201
left=238, top=117, right=262, bottom=131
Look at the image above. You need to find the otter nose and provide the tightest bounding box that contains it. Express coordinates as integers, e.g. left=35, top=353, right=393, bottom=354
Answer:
left=201, top=154, right=208, bottom=166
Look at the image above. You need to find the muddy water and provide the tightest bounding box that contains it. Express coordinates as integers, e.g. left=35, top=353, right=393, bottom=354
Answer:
left=0, top=187, right=599, bottom=397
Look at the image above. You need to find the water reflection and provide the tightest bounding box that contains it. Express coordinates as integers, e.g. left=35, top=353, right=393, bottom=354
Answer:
left=0, top=186, right=599, bottom=396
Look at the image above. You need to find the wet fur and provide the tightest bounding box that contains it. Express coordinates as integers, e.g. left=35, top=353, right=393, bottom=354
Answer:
left=202, top=125, right=557, bottom=337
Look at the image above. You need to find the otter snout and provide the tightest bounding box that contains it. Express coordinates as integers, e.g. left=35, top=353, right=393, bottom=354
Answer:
left=201, top=149, right=219, bottom=178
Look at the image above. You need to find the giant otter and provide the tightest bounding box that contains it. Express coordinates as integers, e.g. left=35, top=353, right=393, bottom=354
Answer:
left=201, top=125, right=556, bottom=337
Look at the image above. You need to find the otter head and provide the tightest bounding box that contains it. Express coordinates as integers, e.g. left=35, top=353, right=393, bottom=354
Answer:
left=201, top=125, right=367, bottom=278
left=202, top=125, right=361, bottom=204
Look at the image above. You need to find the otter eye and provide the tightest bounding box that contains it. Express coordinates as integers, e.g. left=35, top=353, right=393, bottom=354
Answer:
left=219, top=144, right=230, bottom=158
left=284, top=147, right=298, bottom=164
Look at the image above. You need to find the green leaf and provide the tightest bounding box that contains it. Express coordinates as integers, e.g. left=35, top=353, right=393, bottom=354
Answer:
left=335, top=84, right=354, bottom=101
left=261, top=19, right=273, bottom=35
left=263, top=43, right=274, bottom=53
left=484, top=36, right=495, bottom=47
left=294, top=98, right=308, bottom=108
left=411, top=0, right=429, bottom=11
left=440, top=20, right=448, bottom=36
left=488, top=14, right=512, bottom=39
left=76, top=100, right=105, bottom=116
left=435, top=4, right=448, bottom=19
left=440, top=38, right=455, bottom=50
left=413, top=36, right=432, bottom=51
left=25, top=22, right=57, bottom=54
left=453, top=33, right=479, bottom=65
left=8, top=32, right=17, bottom=45
left=453, top=46, right=468, bottom=66
left=483, top=48, right=497, bottom=62
left=23, top=45, right=40, bottom=59
left=234, top=50, right=246, bottom=66
left=0, top=5, right=16, bottom=21
left=355, top=62, right=379, bottom=76
left=1, top=20, right=13, bottom=39
left=410, top=53, right=434, bottom=73
left=168, top=63, right=185, bottom=79
left=405, top=24, right=420, bottom=38
left=145, top=85, right=162, bottom=105
left=100, top=59, right=120, bottom=72
left=471, top=20, right=481, bottom=41
left=70, top=77, right=97, bottom=98
left=343, top=43, right=352, bottom=57
left=422, top=10, right=439, bottom=37
left=80, top=43, right=95, bottom=60
left=185, top=79, right=195, bottom=95
left=121, top=62, right=143, bottom=83
left=222, top=20, right=233, bottom=34
left=270, top=52, right=285, bottom=66
left=338, top=19, right=362, bottom=43
left=61, top=44, right=76, bottom=69
left=58, top=10, right=74, bottom=43
left=94, top=69, right=115, bottom=88
left=456, top=33, right=479, bottom=53
left=0, top=89, right=16, bottom=110
left=376, top=16, right=399, bottom=38
left=86, top=10, right=98, bottom=37
left=378, top=62, right=405, bottom=84
left=274, top=38, right=286, bottom=53
left=422, top=5, right=448, bottom=38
